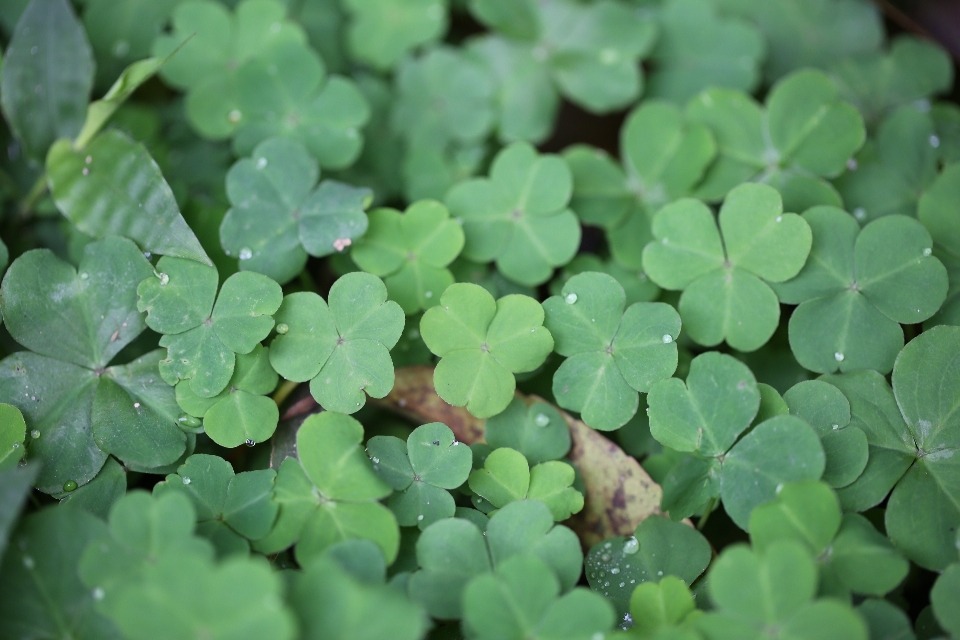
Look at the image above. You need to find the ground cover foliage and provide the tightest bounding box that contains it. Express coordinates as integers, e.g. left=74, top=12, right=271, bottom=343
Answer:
left=0, top=0, right=959, bottom=638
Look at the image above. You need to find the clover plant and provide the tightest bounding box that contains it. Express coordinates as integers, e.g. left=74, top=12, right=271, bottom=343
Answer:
left=1, top=0, right=959, bottom=637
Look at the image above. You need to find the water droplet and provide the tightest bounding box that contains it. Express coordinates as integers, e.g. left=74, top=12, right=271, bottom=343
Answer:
left=256, top=157, right=268, bottom=170
left=601, top=553, right=611, bottom=562
left=604, top=581, right=610, bottom=587
left=133, top=402, right=140, bottom=409
left=853, top=207, right=867, bottom=221
left=80, top=272, right=89, bottom=279
left=182, top=477, right=191, bottom=485
left=178, top=414, right=201, bottom=428
left=63, top=480, right=78, bottom=492
left=245, top=439, right=256, bottom=447
left=923, top=247, right=932, bottom=257
left=82, top=167, right=89, bottom=175
left=92, top=587, right=105, bottom=600
left=228, top=109, right=242, bottom=123
left=930, top=135, right=941, bottom=148
left=23, top=556, right=34, bottom=569
left=657, top=570, right=663, bottom=576
left=158, top=273, right=169, bottom=286
left=424, top=290, right=433, bottom=299
left=834, top=351, right=844, bottom=362
left=619, top=582, right=625, bottom=587
left=417, top=514, right=424, bottom=521
left=275, top=323, right=289, bottom=335
left=599, top=48, right=619, bottom=64
left=85, top=156, right=92, bottom=165
left=662, top=334, right=673, bottom=344
left=610, top=567, right=620, bottom=575
left=775, top=483, right=784, bottom=494
left=12, top=442, right=19, bottom=449
left=592, top=633, right=604, bottom=640
left=623, top=536, right=639, bottom=554
left=846, top=158, right=858, bottom=171
left=238, top=247, right=253, bottom=260
left=372, top=457, right=380, bottom=464
left=30, top=430, right=40, bottom=439
left=831, top=424, right=839, bottom=430
left=534, top=413, right=550, bottom=427
left=604, top=542, right=612, bottom=549
left=564, top=292, right=578, bottom=304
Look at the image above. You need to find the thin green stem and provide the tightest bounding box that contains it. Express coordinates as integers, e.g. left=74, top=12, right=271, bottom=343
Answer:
left=19, top=174, right=48, bottom=218
left=272, top=379, right=299, bottom=408
left=697, top=497, right=718, bottom=531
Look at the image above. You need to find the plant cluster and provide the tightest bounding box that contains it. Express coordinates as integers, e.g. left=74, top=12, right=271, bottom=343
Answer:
left=0, top=0, right=959, bottom=638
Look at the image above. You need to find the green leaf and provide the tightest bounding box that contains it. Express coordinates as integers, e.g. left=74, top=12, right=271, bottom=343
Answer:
left=151, top=0, right=308, bottom=139
left=834, top=106, right=940, bottom=223
left=544, top=271, right=681, bottom=430
left=468, top=448, right=584, bottom=521
left=47, top=129, right=211, bottom=265
left=830, top=35, right=954, bottom=126
left=856, top=599, right=915, bottom=640
left=0, top=404, right=26, bottom=471
left=421, top=283, right=553, bottom=418
left=468, top=0, right=540, bottom=40
left=342, top=0, right=447, bottom=71
left=351, top=200, right=465, bottom=314
left=686, top=69, right=864, bottom=210
left=60, top=457, right=127, bottom=520
left=292, top=556, right=429, bottom=640
left=643, top=184, right=810, bottom=351
left=584, top=515, right=711, bottom=619
left=408, top=500, right=582, bottom=620
left=0, top=0, right=93, bottom=160
left=254, top=412, right=399, bottom=564
left=446, top=141, right=580, bottom=286
left=0, top=464, right=38, bottom=560
left=0, top=506, right=118, bottom=640
left=646, top=0, right=765, bottom=104
left=550, top=254, right=661, bottom=308
left=628, top=576, right=701, bottom=638
left=718, top=0, right=883, bottom=83
left=270, top=272, right=404, bottom=414
left=931, top=564, right=960, bottom=638
left=220, top=137, right=372, bottom=284
left=462, top=555, right=614, bottom=640
left=367, top=422, right=472, bottom=529
left=720, top=415, right=825, bottom=530
left=885, top=325, right=960, bottom=570
left=775, top=208, right=947, bottom=374
left=918, top=162, right=960, bottom=327
left=648, top=351, right=760, bottom=457
left=698, top=541, right=868, bottom=640
left=484, top=398, right=571, bottom=465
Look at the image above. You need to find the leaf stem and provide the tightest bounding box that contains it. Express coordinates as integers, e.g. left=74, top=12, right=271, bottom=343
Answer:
left=19, top=174, right=48, bottom=218
left=272, top=379, right=299, bottom=407
left=697, top=497, right=717, bottom=531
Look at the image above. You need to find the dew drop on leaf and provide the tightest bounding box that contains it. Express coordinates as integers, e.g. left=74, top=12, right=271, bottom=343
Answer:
left=256, top=157, right=268, bottom=170
left=275, top=323, right=289, bottom=335
left=662, top=334, right=673, bottom=344
left=30, top=430, right=40, bottom=439
left=930, top=135, right=941, bottom=148
left=228, top=110, right=242, bottom=123
left=158, top=272, right=169, bottom=286
left=623, top=536, right=639, bottom=554
left=92, top=587, right=104, bottom=600
left=610, top=567, right=620, bottom=575
left=22, top=556, right=34, bottom=569
left=63, top=480, right=77, bottom=492
left=853, top=208, right=867, bottom=221
left=239, top=248, right=253, bottom=260
left=534, top=413, right=550, bottom=427
left=245, top=439, right=256, bottom=447
left=565, top=293, right=578, bottom=304
left=182, top=477, right=191, bottom=485
left=834, top=352, right=845, bottom=362
left=923, top=248, right=932, bottom=256
left=177, top=414, right=201, bottom=428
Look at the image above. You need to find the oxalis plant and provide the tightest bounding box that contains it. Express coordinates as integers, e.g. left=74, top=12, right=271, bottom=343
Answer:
left=1, top=0, right=960, bottom=638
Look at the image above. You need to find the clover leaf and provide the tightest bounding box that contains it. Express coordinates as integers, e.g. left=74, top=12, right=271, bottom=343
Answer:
left=420, top=283, right=554, bottom=418
left=59, top=457, right=127, bottom=520
left=47, top=129, right=212, bottom=266
left=175, top=345, right=280, bottom=448
left=366, top=422, right=473, bottom=529
left=773, top=208, right=947, bottom=374
left=342, top=0, right=447, bottom=71
left=138, top=257, right=282, bottom=399
left=646, top=0, right=765, bottom=104
left=153, top=454, right=278, bottom=556
left=932, top=564, right=960, bottom=639
left=624, top=576, right=702, bottom=639
left=463, top=554, right=615, bottom=640
left=231, top=41, right=370, bottom=169
left=686, top=69, right=865, bottom=211
left=783, top=380, right=867, bottom=489
left=269, top=272, right=404, bottom=414
left=823, top=326, right=960, bottom=570
left=446, top=142, right=580, bottom=286
left=697, top=541, right=868, bottom=640
left=749, top=481, right=908, bottom=598
left=550, top=255, right=661, bottom=308
left=918, top=162, right=960, bottom=326
left=220, top=137, right=372, bottom=284
left=0, top=506, right=116, bottom=640
left=834, top=106, right=940, bottom=223
left=0, top=405, right=26, bottom=472
left=484, top=398, right=571, bottom=465
left=350, top=200, right=465, bottom=314
left=468, top=448, right=584, bottom=521
left=720, top=0, right=883, bottom=83
left=0, top=238, right=189, bottom=493
left=408, top=500, right=583, bottom=619
left=468, top=0, right=657, bottom=115
left=291, top=556, right=429, bottom=640
left=642, top=183, right=812, bottom=351
left=584, top=515, right=711, bottom=620
left=253, top=412, right=399, bottom=564
left=564, top=101, right=716, bottom=271
left=152, top=0, right=308, bottom=139
left=830, top=35, right=954, bottom=126
left=0, top=0, right=93, bottom=161
left=544, top=271, right=681, bottom=430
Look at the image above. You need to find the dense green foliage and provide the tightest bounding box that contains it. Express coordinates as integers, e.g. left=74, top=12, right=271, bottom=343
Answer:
left=0, top=0, right=959, bottom=638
